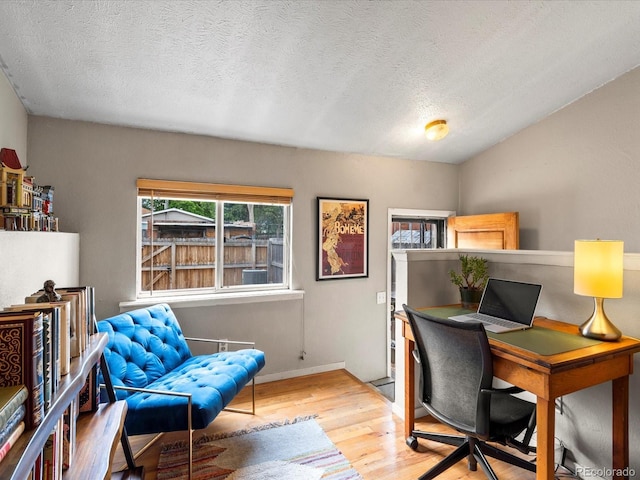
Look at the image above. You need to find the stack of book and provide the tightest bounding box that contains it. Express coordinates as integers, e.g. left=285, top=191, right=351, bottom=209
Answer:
left=25, top=286, right=100, bottom=414
left=4, top=303, right=69, bottom=395
left=25, top=285, right=97, bottom=360
left=0, top=385, right=28, bottom=463
left=0, top=311, right=45, bottom=431
left=0, top=286, right=99, bottom=478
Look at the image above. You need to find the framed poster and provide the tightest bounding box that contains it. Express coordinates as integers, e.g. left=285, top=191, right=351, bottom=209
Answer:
left=317, top=197, right=369, bottom=280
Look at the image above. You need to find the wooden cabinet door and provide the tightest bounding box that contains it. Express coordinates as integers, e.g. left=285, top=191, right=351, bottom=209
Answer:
left=447, top=212, right=519, bottom=249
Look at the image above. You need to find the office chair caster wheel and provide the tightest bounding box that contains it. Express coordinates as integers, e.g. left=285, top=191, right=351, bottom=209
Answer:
left=406, top=436, right=419, bottom=450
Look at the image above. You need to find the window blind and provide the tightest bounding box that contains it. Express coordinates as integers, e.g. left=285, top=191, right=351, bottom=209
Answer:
left=137, top=178, right=294, bottom=204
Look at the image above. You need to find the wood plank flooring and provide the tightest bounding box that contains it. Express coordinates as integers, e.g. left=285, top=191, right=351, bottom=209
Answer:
left=112, top=369, right=537, bottom=479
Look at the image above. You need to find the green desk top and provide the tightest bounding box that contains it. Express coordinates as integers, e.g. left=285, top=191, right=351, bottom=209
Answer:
left=418, top=307, right=601, bottom=356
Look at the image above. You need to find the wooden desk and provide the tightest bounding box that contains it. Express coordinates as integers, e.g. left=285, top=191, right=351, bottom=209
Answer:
left=397, top=308, right=640, bottom=480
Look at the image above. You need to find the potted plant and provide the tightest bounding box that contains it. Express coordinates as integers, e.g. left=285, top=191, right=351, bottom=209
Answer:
left=449, top=254, right=489, bottom=309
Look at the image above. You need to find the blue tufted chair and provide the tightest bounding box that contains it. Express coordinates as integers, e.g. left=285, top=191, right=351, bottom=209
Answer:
left=97, top=303, right=265, bottom=478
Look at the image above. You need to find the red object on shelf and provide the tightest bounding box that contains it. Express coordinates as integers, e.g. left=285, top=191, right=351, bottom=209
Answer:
left=0, top=148, right=22, bottom=170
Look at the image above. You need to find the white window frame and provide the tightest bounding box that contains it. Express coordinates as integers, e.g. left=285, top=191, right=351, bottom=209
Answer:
left=135, top=178, right=293, bottom=300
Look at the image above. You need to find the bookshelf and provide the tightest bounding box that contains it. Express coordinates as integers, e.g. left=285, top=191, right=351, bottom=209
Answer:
left=0, top=333, right=128, bottom=480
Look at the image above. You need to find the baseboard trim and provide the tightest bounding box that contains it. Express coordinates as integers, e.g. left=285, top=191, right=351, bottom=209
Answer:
left=255, top=362, right=346, bottom=384
left=391, top=402, right=427, bottom=422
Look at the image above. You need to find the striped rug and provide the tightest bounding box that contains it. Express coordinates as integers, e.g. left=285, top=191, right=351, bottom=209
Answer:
left=157, top=416, right=363, bottom=480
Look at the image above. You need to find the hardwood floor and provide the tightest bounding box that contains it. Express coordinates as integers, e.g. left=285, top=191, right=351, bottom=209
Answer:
left=111, top=369, right=537, bottom=479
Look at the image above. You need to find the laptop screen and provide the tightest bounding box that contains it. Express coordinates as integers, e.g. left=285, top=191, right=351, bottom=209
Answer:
left=478, top=278, right=542, bottom=325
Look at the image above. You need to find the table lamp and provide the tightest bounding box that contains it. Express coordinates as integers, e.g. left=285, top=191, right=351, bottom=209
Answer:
left=574, top=239, right=623, bottom=341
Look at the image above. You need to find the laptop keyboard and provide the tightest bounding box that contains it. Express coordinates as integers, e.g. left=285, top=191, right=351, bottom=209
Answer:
left=467, top=313, right=521, bottom=329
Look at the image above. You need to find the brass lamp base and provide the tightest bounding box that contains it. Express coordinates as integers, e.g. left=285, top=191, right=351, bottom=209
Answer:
left=579, top=297, right=621, bottom=341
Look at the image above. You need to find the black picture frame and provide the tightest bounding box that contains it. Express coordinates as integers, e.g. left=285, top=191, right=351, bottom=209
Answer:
left=316, top=197, right=369, bottom=280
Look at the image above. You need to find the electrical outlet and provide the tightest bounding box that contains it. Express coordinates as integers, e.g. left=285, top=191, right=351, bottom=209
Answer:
left=376, top=291, right=386, bottom=304
left=218, top=339, right=228, bottom=353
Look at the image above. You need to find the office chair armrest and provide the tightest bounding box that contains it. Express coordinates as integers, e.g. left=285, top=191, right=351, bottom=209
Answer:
left=412, top=349, right=421, bottom=364
left=481, top=386, right=525, bottom=396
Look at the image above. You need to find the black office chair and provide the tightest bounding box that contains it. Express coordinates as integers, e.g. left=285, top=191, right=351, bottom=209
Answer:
left=403, top=305, right=536, bottom=480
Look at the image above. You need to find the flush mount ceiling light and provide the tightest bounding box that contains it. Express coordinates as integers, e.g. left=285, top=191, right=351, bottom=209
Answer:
left=425, top=119, right=449, bottom=141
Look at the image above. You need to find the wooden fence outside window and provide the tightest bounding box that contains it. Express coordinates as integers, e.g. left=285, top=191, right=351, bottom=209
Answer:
left=141, top=238, right=284, bottom=291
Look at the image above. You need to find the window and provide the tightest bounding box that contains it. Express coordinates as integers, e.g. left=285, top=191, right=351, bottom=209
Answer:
left=391, top=217, right=446, bottom=249
left=137, top=179, right=293, bottom=297
left=390, top=215, right=447, bottom=308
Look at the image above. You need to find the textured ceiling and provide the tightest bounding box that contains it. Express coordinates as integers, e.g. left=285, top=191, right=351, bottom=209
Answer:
left=0, top=0, right=639, bottom=164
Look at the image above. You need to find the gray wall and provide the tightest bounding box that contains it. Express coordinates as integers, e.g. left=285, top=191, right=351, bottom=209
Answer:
left=0, top=69, right=27, bottom=163
left=25, top=117, right=459, bottom=382
left=460, top=66, right=640, bottom=252
left=459, top=66, right=640, bottom=475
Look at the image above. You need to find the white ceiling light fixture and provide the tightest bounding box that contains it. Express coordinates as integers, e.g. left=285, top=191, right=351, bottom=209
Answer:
left=425, top=120, right=449, bottom=141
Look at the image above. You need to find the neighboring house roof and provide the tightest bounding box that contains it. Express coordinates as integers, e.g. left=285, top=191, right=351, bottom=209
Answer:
left=141, top=208, right=253, bottom=230
left=142, top=208, right=214, bottom=225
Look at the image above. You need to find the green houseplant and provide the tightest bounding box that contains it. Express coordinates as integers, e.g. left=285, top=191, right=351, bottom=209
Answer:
left=449, top=254, right=489, bottom=309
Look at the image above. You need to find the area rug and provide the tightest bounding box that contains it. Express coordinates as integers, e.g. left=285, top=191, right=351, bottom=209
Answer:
left=156, top=416, right=363, bottom=480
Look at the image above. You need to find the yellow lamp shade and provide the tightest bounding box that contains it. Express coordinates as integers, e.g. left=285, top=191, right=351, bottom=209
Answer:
left=574, top=240, right=623, bottom=298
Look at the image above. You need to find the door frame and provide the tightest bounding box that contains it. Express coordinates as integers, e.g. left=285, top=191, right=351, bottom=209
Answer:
left=386, top=208, right=455, bottom=379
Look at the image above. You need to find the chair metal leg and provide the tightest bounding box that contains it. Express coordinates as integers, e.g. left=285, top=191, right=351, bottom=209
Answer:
left=414, top=434, right=536, bottom=480
left=467, top=437, right=478, bottom=471
left=223, top=377, right=256, bottom=415
left=472, top=443, right=499, bottom=480
left=480, top=441, right=537, bottom=473
left=418, top=441, right=471, bottom=480
left=117, top=432, right=164, bottom=472
left=101, top=357, right=139, bottom=472
left=117, top=417, right=194, bottom=480
left=119, top=426, right=137, bottom=469
left=187, top=395, right=193, bottom=480
left=411, top=429, right=466, bottom=447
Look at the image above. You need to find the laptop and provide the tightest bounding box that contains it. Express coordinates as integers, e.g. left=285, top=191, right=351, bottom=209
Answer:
left=449, top=278, right=543, bottom=333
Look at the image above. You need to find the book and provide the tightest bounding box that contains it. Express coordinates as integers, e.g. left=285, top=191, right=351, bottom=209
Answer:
left=28, top=286, right=96, bottom=347
left=78, top=363, right=100, bottom=413
left=41, top=310, right=59, bottom=412
left=55, top=287, right=90, bottom=347
left=0, top=404, right=25, bottom=447
left=54, top=417, right=63, bottom=480
left=61, top=401, right=75, bottom=470
left=42, top=421, right=61, bottom=480
left=32, top=451, right=43, bottom=480
left=0, top=311, right=45, bottom=429
left=59, top=294, right=79, bottom=357
left=0, top=385, right=27, bottom=429
left=3, top=308, right=59, bottom=412
left=27, top=293, right=79, bottom=358
left=64, top=290, right=85, bottom=354
left=6, top=302, right=71, bottom=376
left=0, top=421, right=25, bottom=463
